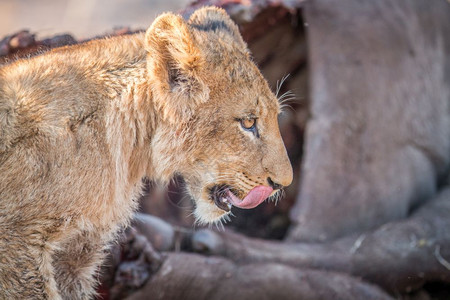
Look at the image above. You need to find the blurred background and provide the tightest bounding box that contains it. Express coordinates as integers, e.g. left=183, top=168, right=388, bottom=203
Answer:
left=0, top=0, right=189, bottom=39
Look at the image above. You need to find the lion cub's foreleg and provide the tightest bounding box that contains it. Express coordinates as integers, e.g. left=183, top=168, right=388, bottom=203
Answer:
left=0, top=223, right=62, bottom=300
left=53, top=231, right=108, bottom=299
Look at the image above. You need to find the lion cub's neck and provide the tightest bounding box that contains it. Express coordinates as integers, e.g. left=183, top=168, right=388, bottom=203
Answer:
left=62, top=33, right=180, bottom=188
left=89, top=33, right=159, bottom=187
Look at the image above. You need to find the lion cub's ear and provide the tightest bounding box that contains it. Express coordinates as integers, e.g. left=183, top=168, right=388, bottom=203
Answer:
left=145, top=13, right=209, bottom=124
left=188, top=6, right=248, bottom=52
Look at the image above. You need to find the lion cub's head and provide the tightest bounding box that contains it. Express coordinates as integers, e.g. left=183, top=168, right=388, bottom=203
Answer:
left=145, top=7, right=293, bottom=224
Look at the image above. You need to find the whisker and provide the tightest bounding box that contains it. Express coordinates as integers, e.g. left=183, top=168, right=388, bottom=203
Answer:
left=280, top=103, right=295, bottom=113
left=278, top=90, right=296, bottom=102
left=279, top=95, right=297, bottom=105
left=276, top=74, right=291, bottom=98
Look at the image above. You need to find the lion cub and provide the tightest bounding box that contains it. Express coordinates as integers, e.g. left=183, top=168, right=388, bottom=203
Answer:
left=0, top=6, right=292, bottom=299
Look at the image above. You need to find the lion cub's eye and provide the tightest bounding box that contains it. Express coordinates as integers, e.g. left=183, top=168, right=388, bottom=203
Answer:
left=241, top=118, right=256, bottom=130
left=239, top=117, right=259, bottom=138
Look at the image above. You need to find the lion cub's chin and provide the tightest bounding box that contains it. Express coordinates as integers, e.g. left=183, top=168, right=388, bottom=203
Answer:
left=194, top=200, right=231, bottom=225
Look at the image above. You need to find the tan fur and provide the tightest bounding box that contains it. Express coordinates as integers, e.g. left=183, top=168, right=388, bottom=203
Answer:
left=0, top=7, right=292, bottom=299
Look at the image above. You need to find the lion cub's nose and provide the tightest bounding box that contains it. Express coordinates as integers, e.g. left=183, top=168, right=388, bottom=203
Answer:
left=267, top=177, right=283, bottom=190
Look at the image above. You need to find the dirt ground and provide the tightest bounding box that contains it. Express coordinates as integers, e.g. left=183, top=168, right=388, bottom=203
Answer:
left=0, top=0, right=190, bottom=39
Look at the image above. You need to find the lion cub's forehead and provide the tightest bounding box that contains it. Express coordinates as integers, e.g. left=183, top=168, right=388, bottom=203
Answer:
left=216, top=70, right=279, bottom=116
left=229, top=67, right=280, bottom=115
left=195, top=32, right=280, bottom=114
left=213, top=80, right=280, bottom=118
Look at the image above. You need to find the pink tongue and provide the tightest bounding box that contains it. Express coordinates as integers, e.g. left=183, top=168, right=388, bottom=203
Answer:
left=227, top=186, right=273, bottom=209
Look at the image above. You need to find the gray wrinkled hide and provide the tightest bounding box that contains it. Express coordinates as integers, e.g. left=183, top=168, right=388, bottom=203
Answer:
left=288, top=0, right=450, bottom=242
